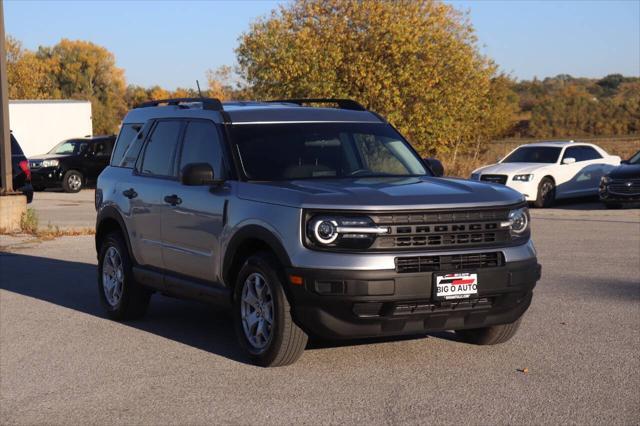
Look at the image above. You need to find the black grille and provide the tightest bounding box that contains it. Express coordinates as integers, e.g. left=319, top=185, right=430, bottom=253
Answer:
left=391, top=298, right=493, bottom=316
left=395, top=252, right=504, bottom=273
left=369, top=208, right=512, bottom=250
left=480, top=174, right=508, bottom=185
left=608, top=178, right=640, bottom=195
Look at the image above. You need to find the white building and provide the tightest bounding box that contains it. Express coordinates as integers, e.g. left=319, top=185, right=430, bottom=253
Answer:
left=9, top=100, right=93, bottom=157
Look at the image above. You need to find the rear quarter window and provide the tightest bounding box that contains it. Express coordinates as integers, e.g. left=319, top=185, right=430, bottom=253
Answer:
left=111, top=123, right=143, bottom=167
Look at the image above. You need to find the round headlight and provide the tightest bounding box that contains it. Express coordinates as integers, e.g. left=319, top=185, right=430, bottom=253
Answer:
left=509, top=208, right=529, bottom=234
left=312, top=219, right=339, bottom=244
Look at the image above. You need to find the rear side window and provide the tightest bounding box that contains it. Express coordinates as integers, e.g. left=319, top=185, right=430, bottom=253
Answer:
left=140, top=121, right=182, bottom=177
left=178, top=121, right=223, bottom=176
left=563, top=146, right=603, bottom=162
left=93, top=139, right=114, bottom=157
left=111, top=123, right=142, bottom=167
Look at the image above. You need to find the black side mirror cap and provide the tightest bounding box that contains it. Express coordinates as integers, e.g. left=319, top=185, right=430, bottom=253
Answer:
left=181, top=163, right=215, bottom=186
left=423, top=158, right=444, bottom=177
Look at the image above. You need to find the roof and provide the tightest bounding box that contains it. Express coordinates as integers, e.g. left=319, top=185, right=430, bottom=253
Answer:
left=122, top=99, right=384, bottom=125
left=520, top=141, right=579, bottom=147
left=9, top=99, right=91, bottom=104
left=224, top=103, right=382, bottom=124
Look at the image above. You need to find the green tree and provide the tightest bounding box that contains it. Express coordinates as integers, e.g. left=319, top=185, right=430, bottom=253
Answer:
left=36, top=39, right=127, bottom=134
left=236, top=0, right=505, bottom=156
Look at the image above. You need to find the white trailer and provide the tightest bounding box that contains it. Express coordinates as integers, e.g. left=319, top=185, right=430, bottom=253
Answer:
left=9, top=100, right=93, bottom=158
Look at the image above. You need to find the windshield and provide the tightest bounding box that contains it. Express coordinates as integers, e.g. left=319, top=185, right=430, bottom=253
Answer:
left=232, top=122, right=428, bottom=180
left=502, top=146, right=562, bottom=164
left=48, top=140, right=88, bottom=155
left=628, top=151, right=640, bottom=165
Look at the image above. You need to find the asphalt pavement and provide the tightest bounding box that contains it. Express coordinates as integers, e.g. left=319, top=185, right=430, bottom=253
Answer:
left=1, top=202, right=639, bottom=425
left=29, top=189, right=95, bottom=230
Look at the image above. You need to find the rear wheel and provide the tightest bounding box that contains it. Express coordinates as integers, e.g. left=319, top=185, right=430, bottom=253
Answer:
left=233, top=252, right=308, bottom=367
left=534, top=177, right=555, bottom=208
left=62, top=170, right=83, bottom=193
left=456, top=317, right=522, bottom=345
left=97, top=231, right=151, bottom=320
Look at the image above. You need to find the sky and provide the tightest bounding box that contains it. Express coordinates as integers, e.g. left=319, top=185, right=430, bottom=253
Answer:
left=5, top=0, right=640, bottom=90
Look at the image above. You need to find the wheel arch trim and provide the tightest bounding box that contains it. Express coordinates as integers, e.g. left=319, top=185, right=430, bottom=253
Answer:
left=96, top=205, right=137, bottom=264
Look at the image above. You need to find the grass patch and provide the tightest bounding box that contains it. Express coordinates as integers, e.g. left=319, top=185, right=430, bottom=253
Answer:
left=20, top=208, right=39, bottom=234
left=7, top=208, right=94, bottom=239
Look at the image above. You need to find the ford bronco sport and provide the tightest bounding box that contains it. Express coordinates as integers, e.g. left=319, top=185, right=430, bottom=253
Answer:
left=96, top=98, right=541, bottom=367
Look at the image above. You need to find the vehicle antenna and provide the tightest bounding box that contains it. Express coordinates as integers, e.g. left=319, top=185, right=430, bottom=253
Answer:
left=196, top=80, right=203, bottom=98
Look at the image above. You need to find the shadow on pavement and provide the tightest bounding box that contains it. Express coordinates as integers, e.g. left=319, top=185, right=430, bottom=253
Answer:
left=0, top=251, right=440, bottom=360
left=0, top=251, right=247, bottom=364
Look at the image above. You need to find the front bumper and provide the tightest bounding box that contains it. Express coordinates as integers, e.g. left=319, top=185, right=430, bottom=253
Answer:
left=599, top=187, right=640, bottom=203
left=30, top=167, right=64, bottom=188
left=287, top=258, right=540, bottom=339
left=505, top=180, right=538, bottom=201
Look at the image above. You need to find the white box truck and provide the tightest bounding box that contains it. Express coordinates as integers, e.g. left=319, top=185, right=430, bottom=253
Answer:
left=9, top=100, right=93, bottom=158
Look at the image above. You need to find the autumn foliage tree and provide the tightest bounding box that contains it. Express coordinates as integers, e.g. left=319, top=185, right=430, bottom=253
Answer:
left=236, top=0, right=514, bottom=156
left=35, top=39, right=127, bottom=134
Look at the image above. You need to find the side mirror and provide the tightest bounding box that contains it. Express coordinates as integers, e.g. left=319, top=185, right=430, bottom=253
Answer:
left=181, top=163, right=215, bottom=186
left=562, top=157, right=576, bottom=165
left=423, top=157, right=444, bottom=177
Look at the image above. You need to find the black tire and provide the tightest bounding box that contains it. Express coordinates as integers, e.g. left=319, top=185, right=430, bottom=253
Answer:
left=534, top=177, right=555, bottom=208
left=62, top=170, right=83, bottom=193
left=233, top=252, right=308, bottom=367
left=97, top=231, right=151, bottom=320
left=456, top=317, right=522, bottom=345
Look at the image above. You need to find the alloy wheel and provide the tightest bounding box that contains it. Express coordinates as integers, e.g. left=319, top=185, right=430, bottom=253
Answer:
left=240, top=272, right=274, bottom=350
left=102, top=246, right=124, bottom=307
left=68, top=174, right=82, bottom=191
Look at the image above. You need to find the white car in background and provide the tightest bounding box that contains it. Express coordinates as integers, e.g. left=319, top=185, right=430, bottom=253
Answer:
left=470, top=141, right=620, bottom=207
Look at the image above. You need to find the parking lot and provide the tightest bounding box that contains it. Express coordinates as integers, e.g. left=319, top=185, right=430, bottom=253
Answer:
left=1, top=192, right=639, bottom=425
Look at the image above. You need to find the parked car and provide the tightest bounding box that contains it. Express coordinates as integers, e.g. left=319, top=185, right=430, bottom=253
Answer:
left=29, top=135, right=116, bottom=193
left=96, top=97, right=541, bottom=367
left=470, top=141, right=620, bottom=207
left=599, top=150, right=640, bottom=208
left=10, top=133, right=33, bottom=203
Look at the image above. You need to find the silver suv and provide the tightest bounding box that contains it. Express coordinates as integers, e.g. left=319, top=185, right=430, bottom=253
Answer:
left=96, top=98, right=540, bottom=367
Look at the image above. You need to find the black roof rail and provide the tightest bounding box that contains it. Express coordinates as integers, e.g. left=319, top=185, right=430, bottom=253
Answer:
left=267, top=98, right=367, bottom=111
left=135, top=97, right=223, bottom=111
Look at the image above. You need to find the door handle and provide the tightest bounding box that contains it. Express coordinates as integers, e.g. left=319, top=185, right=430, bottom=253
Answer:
left=122, top=188, right=137, bottom=199
left=164, top=194, right=182, bottom=206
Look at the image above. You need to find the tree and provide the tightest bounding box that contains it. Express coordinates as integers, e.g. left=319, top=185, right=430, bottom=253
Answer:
left=236, top=0, right=505, bottom=156
left=5, top=35, right=55, bottom=99
left=207, top=65, right=235, bottom=101
left=36, top=39, right=127, bottom=134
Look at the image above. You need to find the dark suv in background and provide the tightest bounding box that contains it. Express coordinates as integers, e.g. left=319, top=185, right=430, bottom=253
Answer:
left=10, top=133, right=33, bottom=203
left=30, top=135, right=116, bottom=193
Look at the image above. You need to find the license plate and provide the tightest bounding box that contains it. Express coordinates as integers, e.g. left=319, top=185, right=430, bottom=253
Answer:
left=435, top=273, right=478, bottom=300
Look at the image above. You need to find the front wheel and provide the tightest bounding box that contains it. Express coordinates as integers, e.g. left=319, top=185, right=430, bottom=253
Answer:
left=62, top=170, right=83, bottom=193
left=534, top=177, right=555, bottom=208
left=456, top=317, right=522, bottom=345
left=233, top=252, right=308, bottom=367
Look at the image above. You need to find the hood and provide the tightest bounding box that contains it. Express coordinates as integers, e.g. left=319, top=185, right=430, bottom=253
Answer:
left=28, top=153, right=72, bottom=161
left=237, top=177, right=524, bottom=210
left=607, top=163, right=640, bottom=180
left=473, top=162, right=550, bottom=176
